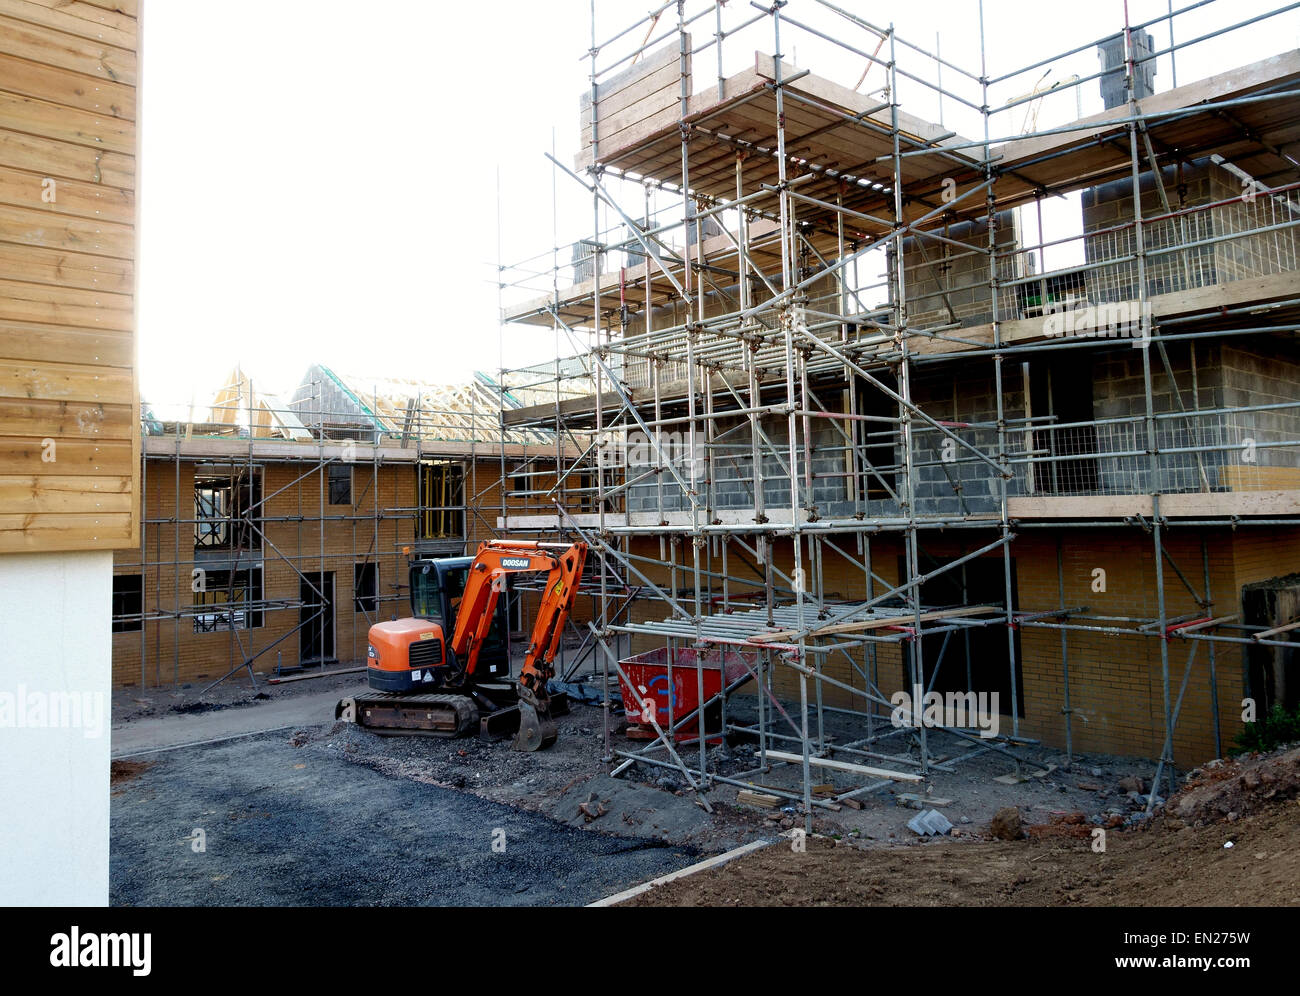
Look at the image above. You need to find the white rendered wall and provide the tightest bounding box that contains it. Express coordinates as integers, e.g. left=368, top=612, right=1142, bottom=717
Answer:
left=0, top=551, right=112, bottom=906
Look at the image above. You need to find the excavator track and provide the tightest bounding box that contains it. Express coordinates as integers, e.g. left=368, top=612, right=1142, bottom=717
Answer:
left=337, top=692, right=479, bottom=738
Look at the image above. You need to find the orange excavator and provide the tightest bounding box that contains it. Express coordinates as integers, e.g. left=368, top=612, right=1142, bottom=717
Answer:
left=338, top=539, right=588, bottom=751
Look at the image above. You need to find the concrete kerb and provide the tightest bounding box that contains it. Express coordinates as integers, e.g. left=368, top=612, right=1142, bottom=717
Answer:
left=586, top=838, right=774, bottom=906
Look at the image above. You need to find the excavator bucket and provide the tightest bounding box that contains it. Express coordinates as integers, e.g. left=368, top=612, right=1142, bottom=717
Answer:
left=512, top=687, right=557, bottom=752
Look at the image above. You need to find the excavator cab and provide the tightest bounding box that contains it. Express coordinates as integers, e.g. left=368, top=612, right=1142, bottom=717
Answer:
left=366, top=557, right=510, bottom=692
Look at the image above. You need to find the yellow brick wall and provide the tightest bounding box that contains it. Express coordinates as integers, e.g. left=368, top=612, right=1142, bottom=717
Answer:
left=113, top=455, right=417, bottom=686
left=113, top=454, right=590, bottom=687
left=1012, top=529, right=1242, bottom=764
left=617, top=526, right=1300, bottom=764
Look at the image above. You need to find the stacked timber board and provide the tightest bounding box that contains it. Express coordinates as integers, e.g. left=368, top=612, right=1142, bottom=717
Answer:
left=0, top=0, right=139, bottom=553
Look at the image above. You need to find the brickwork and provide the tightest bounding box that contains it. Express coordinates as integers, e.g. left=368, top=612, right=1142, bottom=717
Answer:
left=113, top=454, right=416, bottom=686
left=619, top=526, right=1300, bottom=765
left=112, top=453, right=578, bottom=687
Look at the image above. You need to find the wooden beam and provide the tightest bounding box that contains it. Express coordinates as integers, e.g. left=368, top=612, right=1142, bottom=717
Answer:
left=1009, top=490, right=1300, bottom=519
left=752, top=604, right=1002, bottom=643
left=1008, top=495, right=1153, bottom=518
left=764, top=749, right=924, bottom=783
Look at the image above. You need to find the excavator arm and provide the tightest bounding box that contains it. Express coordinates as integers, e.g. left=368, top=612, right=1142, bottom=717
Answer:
left=449, top=539, right=588, bottom=750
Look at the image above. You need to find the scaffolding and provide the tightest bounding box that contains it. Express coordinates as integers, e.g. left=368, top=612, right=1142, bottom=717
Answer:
left=495, top=0, right=1300, bottom=828
left=118, top=367, right=592, bottom=691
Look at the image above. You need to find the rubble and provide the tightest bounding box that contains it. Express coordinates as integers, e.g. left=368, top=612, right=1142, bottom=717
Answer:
left=1166, top=746, right=1300, bottom=825
left=991, top=806, right=1023, bottom=840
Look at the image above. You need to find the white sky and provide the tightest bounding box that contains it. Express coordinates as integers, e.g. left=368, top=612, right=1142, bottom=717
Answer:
left=137, top=0, right=1299, bottom=411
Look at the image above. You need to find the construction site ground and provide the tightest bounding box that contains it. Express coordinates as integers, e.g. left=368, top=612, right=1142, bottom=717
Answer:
left=305, top=704, right=1165, bottom=852
left=111, top=671, right=370, bottom=758
left=624, top=747, right=1300, bottom=906
left=115, top=671, right=1169, bottom=848
left=109, top=730, right=696, bottom=906
left=107, top=668, right=1298, bottom=905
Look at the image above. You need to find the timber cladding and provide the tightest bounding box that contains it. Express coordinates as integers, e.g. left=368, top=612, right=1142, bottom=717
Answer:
left=0, top=0, right=139, bottom=554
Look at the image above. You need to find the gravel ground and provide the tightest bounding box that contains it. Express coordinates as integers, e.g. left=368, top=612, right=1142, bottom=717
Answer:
left=305, top=697, right=1167, bottom=853
left=109, top=731, right=697, bottom=906
left=302, top=707, right=759, bottom=852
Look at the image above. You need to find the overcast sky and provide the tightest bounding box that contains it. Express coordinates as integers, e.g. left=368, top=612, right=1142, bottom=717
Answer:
left=136, top=0, right=1297, bottom=411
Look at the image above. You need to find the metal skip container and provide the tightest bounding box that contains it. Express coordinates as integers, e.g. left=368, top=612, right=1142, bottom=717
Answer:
left=617, top=647, right=755, bottom=744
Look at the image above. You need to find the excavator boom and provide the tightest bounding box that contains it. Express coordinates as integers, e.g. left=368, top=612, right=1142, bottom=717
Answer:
left=449, top=539, right=588, bottom=750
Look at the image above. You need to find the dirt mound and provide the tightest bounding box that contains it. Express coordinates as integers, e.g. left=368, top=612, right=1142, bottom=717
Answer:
left=110, top=759, right=153, bottom=785
left=1165, top=746, right=1300, bottom=826
left=625, top=794, right=1300, bottom=906
left=990, top=806, right=1023, bottom=840
left=1025, top=810, right=1112, bottom=840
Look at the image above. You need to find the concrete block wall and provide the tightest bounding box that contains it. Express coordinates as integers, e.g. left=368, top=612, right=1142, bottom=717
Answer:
left=623, top=332, right=1299, bottom=518
left=1207, top=167, right=1300, bottom=283
left=1082, top=158, right=1299, bottom=303
left=1089, top=341, right=1235, bottom=494
left=1087, top=338, right=1300, bottom=494
left=616, top=164, right=1298, bottom=520
left=624, top=403, right=851, bottom=516
left=1221, top=340, right=1300, bottom=487
left=1082, top=161, right=1218, bottom=302
left=900, top=212, right=1022, bottom=330
left=934, top=338, right=1299, bottom=499
left=905, top=362, right=1024, bottom=516
left=622, top=268, right=844, bottom=393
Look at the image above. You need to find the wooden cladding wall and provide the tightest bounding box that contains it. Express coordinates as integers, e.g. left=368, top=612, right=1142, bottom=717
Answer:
left=0, top=0, right=139, bottom=553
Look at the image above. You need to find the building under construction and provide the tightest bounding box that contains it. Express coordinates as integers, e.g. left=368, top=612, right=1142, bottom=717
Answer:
left=111, top=365, right=586, bottom=688
left=492, top=0, right=1300, bottom=819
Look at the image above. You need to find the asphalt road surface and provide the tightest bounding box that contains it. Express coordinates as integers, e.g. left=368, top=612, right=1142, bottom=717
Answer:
left=110, top=732, right=696, bottom=906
